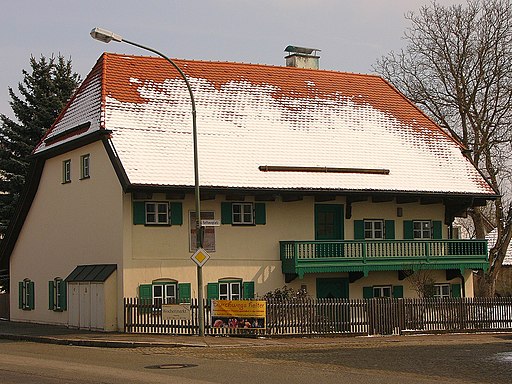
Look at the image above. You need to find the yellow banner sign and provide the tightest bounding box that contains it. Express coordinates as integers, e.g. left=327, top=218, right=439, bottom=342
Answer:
left=211, top=300, right=266, bottom=329
left=212, top=300, right=266, bottom=317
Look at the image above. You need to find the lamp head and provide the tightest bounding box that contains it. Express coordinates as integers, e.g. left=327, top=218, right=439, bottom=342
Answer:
left=90, top=27, right=123, bottom=43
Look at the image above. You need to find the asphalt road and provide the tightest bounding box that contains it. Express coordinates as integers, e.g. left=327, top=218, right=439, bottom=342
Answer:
left=1, top=335, right=512, bottom=383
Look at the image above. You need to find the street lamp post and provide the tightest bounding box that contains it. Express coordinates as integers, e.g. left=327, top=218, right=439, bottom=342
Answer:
left=90, top=27, right=205, bottom=337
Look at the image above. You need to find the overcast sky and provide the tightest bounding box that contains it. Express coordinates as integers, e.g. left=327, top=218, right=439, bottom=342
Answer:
left=0, top=0, right=466, bottom=120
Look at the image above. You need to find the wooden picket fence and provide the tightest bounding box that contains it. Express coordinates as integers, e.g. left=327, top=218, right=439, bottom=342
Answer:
left=124, top=297, right=512, bottom=336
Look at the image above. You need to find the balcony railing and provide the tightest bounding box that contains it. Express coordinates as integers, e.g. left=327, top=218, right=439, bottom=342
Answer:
left=280, top=240, right=488, bottom=277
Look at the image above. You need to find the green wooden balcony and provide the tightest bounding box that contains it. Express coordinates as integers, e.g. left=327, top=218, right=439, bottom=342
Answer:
left=280, top=240, right=489, bottom=278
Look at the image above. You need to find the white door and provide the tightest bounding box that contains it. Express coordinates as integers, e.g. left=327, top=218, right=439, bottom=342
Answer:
left=90, top=283, right=105, bottom=330
left=79, top=283, right=91, bottom=329
left=68, top=284, right=80, bottom=328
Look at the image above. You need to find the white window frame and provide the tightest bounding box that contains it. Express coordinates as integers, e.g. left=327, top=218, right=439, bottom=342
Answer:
left=62, top=159, right=71, bottom=183
left=413, top=220, right=432, bottom=239
left=80, top=154, right=90, bottom=179
left=364, top=219, right=384, bottom=239
left=232, top=203, right=254, bottom=225
left=434, top=284, right=451, bottom=299
left=145, top=202, right=169, bottom=225
left=219, top=281, right=242, bottom=300
left=373, top=286, right=392, bottom=298
left=152, top=283, right=177, bottom=306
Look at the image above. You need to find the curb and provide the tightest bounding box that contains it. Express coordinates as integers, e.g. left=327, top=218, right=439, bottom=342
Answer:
left=0, top=333, right=207, bottom=348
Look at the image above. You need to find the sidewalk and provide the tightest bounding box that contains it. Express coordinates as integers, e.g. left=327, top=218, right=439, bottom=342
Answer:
left=0, top=319, right=281, bottom=348
left=1, top=319, right=511, bottom=349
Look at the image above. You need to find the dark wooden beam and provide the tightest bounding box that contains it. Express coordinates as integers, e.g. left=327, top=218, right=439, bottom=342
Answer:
left=281, top=194, right=304, bottom=202
left=255, top=194, right=277, bottom=202
left=165, top=192, right=185, bottom=200
left=200, top=192, right=216, bottom=201
left=346, top=195, right=368, bottom=204
left=372, top=195, right=394, bottom=203
left=420, top=196, right=443, bottom=205
left=396, top=196, right=419, bottom=204
left=315, top=195, right=337, bottom=202
left=225, top=194, right=246, bottom=201
left=133, top=192, right=153, bottom=200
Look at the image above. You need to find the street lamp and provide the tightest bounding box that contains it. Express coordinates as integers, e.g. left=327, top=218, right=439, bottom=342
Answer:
left=90, top=27, right=205, bottom=337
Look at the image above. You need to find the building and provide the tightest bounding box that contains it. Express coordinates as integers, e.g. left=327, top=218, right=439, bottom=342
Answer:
left=0, top=48, right=497, bottom=330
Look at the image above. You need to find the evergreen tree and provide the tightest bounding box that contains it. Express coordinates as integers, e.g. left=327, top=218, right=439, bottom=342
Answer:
left=0, top=55, right=80, bottom=237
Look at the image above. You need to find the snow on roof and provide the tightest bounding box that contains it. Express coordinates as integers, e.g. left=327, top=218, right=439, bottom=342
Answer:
left=34, top=53, right=496, bottom=196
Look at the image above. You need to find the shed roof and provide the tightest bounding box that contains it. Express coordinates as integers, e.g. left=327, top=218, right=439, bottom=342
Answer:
left=65, top=264, right=117, bottom=282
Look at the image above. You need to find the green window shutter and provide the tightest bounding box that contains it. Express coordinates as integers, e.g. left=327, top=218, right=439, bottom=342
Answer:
left=255, top=203, right=266, bottom=225
left=451, top=283, right=461, bottom=298
left=393, top=285, right=404, bottom=298
left=178, top=283, right=191, bottom=303
left=18, top=281, right=24, bottom=309
left=243, top=281, right=255, bottom=299
left=58, top=280, right=67, bottom=310
left=133, top=201, right=145, bottom=225
left=221, top=202, right=233, bottom=224
left=363, top=286, right=373, bottom=299
left=207, top=282, right=219, bottom=300
left=432, top=221, right=442, bottom=239
left=385, top=220, right=395, bottom=240
left=354, top=220, right=365, bottom=240
left=48, top=281, right=55, bottom=310
left=170, top=202, right=183, bottom=225
left=139, top=284, right=152, bottom=301
left=403, top=220, right=414, bottom=239
left=28, top=281, right=35, bottom=310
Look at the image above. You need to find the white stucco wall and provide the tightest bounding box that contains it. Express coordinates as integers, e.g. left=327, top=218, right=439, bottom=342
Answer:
left=10, top=140, right=124, bottom=327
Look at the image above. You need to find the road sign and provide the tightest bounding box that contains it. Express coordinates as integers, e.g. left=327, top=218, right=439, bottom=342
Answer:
left=191, top=247, right=210, bottom=267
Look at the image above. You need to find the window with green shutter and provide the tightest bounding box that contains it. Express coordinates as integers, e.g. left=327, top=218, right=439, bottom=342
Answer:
left=432, top=221, right=442, bottom=239
left=354, top=220, right=365, bottom=240
left=363, top=286, right=373, bottom=299
left=255, top=203, right=266, bottom=225
left=221, top=202, right=266, bottom=225
left=385, top=220, right=395, bottom=239
left=243, top=281, right=255, bottom=299
left=178, top=283, right=191, bottom=303
left=392, top=285, right=403, bottom=298
left=207, top=280, right=255, bottom=300
left=221, top=202, right=233, bottom=224
left=133, top=201, right=182, bottom=226
left=403, top=220, right=414, bottom=239
left=451, top=283, right=462, bottom=298
left=19, top=279, right=35, bottom=310
left=139, top=281, right=191, bottom=306
left=48, top=278, right=66, bottom=311
left=207, top=282, right=219, bottom=300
